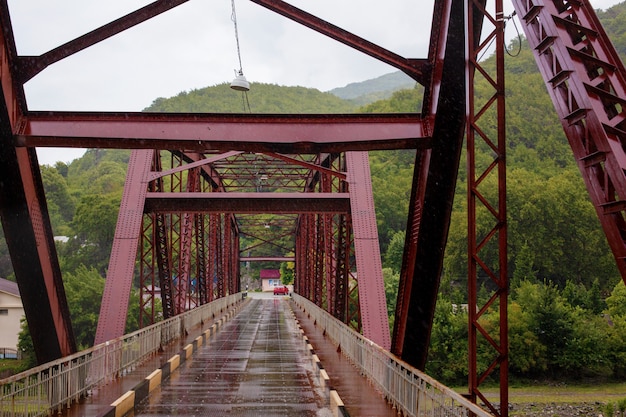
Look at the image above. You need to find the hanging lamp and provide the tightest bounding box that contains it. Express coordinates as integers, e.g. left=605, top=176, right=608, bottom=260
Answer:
left=230, top=0, right=250, bottom=92
left=231, top=69, right=250, bottom=91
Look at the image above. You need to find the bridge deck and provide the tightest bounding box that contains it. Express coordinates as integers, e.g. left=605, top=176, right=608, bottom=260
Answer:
left=134, top=296, right=328, bottom=416
left=62, top=293, right=396, bottom=416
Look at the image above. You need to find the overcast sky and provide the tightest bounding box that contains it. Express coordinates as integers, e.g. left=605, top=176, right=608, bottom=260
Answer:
left=5, top=0, right=625, bottom=165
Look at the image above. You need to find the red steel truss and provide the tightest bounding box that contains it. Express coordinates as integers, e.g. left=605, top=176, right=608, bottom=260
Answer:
left=467, top=0, right=508, bottom=415
left=511, top=0, right=626, bottom=283
left=4, top=0, right=626, bottom=412
left=95, top=149, right=389, bottom=347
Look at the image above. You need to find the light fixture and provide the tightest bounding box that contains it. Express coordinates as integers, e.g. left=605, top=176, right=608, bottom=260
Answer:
left=231, top=70, right=250, bottom=91
left=230, top=0, right=251, bottom=93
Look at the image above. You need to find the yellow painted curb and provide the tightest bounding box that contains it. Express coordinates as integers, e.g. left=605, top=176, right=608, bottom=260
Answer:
left=184, top=344, right=193, bottom=359
left=146, top=369, right=162, bottom=393
left=168, top=354, right=180, bottom=372
left=111, top=390, right=135, bottom=417
left=330, top=390, right=344, bottom=417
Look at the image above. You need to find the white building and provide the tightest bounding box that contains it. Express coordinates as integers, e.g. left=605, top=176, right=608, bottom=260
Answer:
left=0, top=278, right=24, bottom=358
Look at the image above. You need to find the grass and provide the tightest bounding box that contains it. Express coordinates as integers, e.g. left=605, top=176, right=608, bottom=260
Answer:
left=0, top=359, right=28, bottom=379
left=470, top=382, right=626, bottom=404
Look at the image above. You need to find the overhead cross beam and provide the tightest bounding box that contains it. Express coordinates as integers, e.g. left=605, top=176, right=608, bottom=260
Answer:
left=144, top=192, right=351, bottom=213
left=17, top=112, right=428, bottom=153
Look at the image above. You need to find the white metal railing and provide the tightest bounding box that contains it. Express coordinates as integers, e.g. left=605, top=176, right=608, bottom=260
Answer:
left=0, top=292, right=243, bottom=417
left=292, top=293, right=493, bottom=417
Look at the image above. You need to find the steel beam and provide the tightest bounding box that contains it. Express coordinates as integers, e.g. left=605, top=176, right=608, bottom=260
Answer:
left=14, top=0, right=189, bottom=84
left=0, top=8, right=76, bottom=363
left=17, top=112, right=427, bottom=153
left=250, top=0, right=428, bottom=84
left=346, top=151, right=390, bottom=350
left=95, top=150, right=153, bottom=344
left=392, top=0, right=466, bottom=367
left=466, top=0, right=508, bottom=415
left=512, top=0, right=626, bottom=283
left=144, top=192, right=350, bottom=213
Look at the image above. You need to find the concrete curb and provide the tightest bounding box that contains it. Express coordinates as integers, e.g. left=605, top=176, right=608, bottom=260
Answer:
left=97, top=301, right=244, bottom=417
left=292, top=312, right=349, bottom=417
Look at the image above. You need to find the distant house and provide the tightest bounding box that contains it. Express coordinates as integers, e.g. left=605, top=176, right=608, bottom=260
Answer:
left=0, top=278, right=24, bottom=358
left=260, top=269, right=282, bottom=292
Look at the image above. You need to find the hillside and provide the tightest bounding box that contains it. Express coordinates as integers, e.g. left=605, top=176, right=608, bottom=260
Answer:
left=144, top=82, right=358, bottom=113
left=327, top=71, right=417, bottom=106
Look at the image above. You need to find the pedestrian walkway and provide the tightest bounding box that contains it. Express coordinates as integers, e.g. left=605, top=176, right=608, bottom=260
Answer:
left=291, top=300, right=399, bottom=417
left=60, top=298, right=246, bottom=417
left=133, top=296, right=332, bottom=416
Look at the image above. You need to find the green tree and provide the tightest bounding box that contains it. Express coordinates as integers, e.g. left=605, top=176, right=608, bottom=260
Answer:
left=511, top=241, right=537, bottom=288
left=425, top=294, right=469, bottom=384
left=17, top=318, right=36, bottom=369
left=606, top=281, right=626, bottom=378
left=515, top=281, right=574, bottom=376
left=370, top=150, right=415, bottom=251
left=507, top=301, right=547, bottom=376
left=40, top=165, right=76, bottom=235
left=382, top=267, right=399, bottom=330
left=66, top=194, right=121, bottom=274
left=383, top=230, right=405, bottom=274
left=63, top=265, right=105, bottom=349
left=280, top=253, right=295, bottom=285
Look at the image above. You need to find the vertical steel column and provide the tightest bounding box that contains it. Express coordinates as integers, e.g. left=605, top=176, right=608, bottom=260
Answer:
left=302, top=214, right=315, bottom=300
left=208, top=213, right=220, bottom=302
left=139, top=212, right=156, bottom=327
left=314, top=213, right=325, bottom=306
left=295, top=214, right=311, bottom=298
left=216, top=214, right=225, bottom=298
left=224, top=214, right=236, bottom=295
left=467, top=0, right=508, bottom=415
left=155, top=209, right=175, bottom=320
left=294, top=218, right=304, bottom=295
left=232, top=215, right=239, bottom=294
left=175, top=168, right=199, bottom=313
left=345, top=151, right=390, bottom=349
left=168, top=154, right=183, bottom=313
left=333, top=213, right=350, bottom=323
left=196, top=214, right=208, bottom=305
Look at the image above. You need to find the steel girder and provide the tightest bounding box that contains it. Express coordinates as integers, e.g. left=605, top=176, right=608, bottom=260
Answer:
left=391, top=2, right=509, bottom=414
left=511, top=0, right=626, bottom=283
left=0, top=10, right=76, bottom=363
left=18, top=112, right=426, bottom=153
left=391, top=0, right=464, bottom=366
left=294, top=153, right=352, bottom=334
left=95, top=150, right=153, bottom=344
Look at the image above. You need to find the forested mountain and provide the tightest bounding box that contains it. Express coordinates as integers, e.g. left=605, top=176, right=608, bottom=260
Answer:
left=144, top=82, right=357, bottom=113
left=328, top=71, right=417, bottom=106
left=8, top=1, right=626, bottom=380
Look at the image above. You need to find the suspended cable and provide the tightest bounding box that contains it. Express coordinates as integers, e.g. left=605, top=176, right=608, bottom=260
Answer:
left=505, top=11, right=523, bottom=58
left=230, top=0, right=251, bottom=111
left=229, top=0, right=251, bottom=112
left=231, top=0, right=244, bottom=74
